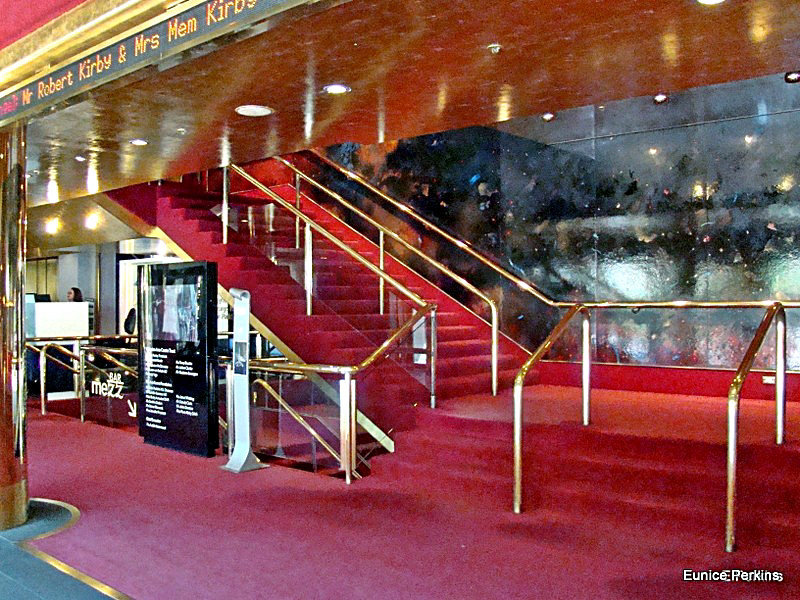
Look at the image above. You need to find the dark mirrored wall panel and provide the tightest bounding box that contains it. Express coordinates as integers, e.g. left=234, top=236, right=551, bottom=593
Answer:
left=322, top=71, right=800, bottom=370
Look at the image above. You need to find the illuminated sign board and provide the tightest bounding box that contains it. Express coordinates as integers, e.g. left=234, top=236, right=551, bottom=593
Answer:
left=0, top=0, right=308, bottom=126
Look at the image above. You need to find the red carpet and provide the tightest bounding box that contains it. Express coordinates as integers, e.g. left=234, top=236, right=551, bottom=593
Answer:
left=27, top=386, right=800, bottom=599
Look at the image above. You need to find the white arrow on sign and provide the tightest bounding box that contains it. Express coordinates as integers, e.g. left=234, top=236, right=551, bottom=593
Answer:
left=127, top=398, right=137, bottom=418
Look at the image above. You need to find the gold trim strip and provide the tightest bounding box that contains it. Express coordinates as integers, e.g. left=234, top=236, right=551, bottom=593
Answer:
left=19, top=543, right=133, bottom=600
left=24, top=497, right=80, bottom=541
left=6, top=497, right=129, bottom=598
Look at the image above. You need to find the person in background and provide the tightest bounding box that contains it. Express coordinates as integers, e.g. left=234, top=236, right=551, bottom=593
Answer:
left=67, top=287, right=83, bottom=302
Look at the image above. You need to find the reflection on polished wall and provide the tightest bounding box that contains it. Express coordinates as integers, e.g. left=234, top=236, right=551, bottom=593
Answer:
left=323, top=72, right=800, bottom=370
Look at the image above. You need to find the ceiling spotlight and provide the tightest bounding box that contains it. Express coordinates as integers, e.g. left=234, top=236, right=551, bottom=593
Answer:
left=74, top=155, right=86, bottom=162
left=85, top=212, right=100, bottom=230
left=487, top=43, right=502, bottom=54
left=44, top=218, right=60, bottom=235
left=697, top=0, right=725, bottom=5
left=653, top=93, right=669, bottom=104
left=785, top=72, right=800, bottom=83
left=176, top=127, right=187, bottom=135
left=744, top=135, right=755, bottom=144
left=130, top=138, right=148, bottom=146
left=648, top=147, right=658, bottom=156
left=234, top=104, right=274, bottom=117
left=323, top=83, right=351, bottom=95
left=541, top=112, right=556, bottom=122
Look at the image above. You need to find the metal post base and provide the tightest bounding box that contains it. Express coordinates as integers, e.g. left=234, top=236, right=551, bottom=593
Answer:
left=221, top=450, right=268, bottom=474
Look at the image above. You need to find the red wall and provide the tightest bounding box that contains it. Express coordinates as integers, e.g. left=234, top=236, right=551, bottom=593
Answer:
left=0, top=1, right=88, bottom=51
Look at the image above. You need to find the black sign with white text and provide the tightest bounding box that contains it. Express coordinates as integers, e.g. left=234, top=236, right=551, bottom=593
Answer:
left=137, top=262, right=218, bottom=456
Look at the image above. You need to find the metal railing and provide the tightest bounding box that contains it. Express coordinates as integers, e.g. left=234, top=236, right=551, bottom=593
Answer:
left=725, top=302, right=786, bottom=552
left=274, top=156, right=499, bottom=396
left=251, top=377, right=362, bottom=480
left=510, top=302, right=789, bottom=552
left=245, top=303, right=436, bottom=483
left=512, top=305, right=591, bottom=514
left=26, top=335, right=135, bottom=415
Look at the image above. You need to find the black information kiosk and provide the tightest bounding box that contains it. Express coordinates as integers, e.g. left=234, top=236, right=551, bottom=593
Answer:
left=137, top=261, right=218, bottom=456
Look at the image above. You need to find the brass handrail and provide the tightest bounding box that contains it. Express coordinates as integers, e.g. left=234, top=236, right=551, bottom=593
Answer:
left=26, top=335, right=137, bottom=343
left=229, top=164, right=428, bottom=310
left=512, top=305, right=591, bottom=514
left=725, top=302, right=786, bottom=552
left=249, top=303, right=435, bottom=377
left=82, top=345, right=138, bottom=377
left=310, top=150, right=800, bottom=310
left=252, top=378, right=361, bottom=480
left=34, top=342, right=108, bottom=415
left=274, top=156, right=499, bottom=396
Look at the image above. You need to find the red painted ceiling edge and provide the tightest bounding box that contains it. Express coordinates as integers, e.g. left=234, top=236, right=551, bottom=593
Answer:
left=0, top=0, right=89, bottom=51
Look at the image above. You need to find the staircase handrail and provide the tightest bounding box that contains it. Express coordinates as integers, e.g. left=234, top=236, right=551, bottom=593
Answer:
left=245, top=305, right=430, bottom=485
left=309, top=151, right=800, bottom=309
left=512, top=304, right=591, bottom=514
left=229, top=164, right=428, bottom=311
left=725, top=301, right=786, bottom=552
left=273, top=156, right=499, bottom=394
left=251, top=378, right=362, bottom=480
left=247, top=302, right=435, bottom=377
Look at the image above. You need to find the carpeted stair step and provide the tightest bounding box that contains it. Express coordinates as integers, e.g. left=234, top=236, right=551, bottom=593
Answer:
left=437, top=368, right=521, bottom=399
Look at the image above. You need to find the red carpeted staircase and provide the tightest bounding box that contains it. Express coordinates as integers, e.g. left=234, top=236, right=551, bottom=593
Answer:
left=107, top=163, right=528, bottom=457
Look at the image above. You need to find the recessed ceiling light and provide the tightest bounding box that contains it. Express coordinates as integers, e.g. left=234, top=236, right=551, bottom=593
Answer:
left=541, top=112, right=555, bottom=122
left=44, top=218, right=60, bottom=235
left=744, top=135, right=755, bottom=144
left=85, top=212, right=100, bottom=230
left=130, top=138, right=148, bottom=146
left=323, top=84, right=351, bottom=95
left=653, top=93, right=669, bottom=104
left=75, top=155, right=86, bottom=162
left=487, top=43, right=502, bottom=54
left=234, top=104, right=274, bottom=117
left=785, top=72, right=800, bottom=83
left=697, top=0, right=725, bottom=5
left=648, top=147, right=658, bottom=155
left=176, top=127, right=187, bottom=135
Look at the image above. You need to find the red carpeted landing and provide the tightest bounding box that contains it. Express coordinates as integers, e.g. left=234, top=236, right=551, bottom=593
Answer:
left=27, top=387, right=800, bottom=599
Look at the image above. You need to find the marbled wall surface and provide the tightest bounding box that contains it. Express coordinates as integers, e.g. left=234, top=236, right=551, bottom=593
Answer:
left=321, top=73, right=800, bottom=370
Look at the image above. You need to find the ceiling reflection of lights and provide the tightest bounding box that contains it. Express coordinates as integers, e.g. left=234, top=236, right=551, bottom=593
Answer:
left=129, top=138, right=148, bottom=146
left=74, top=155, right=86, bottom=162
left=322, top=83, right=351, bottom=95
left=46, top=178, right=59, bottom=203
left=653, top=93, right=669, bottom=104
left=176, top=127, right=187, bottom=135
left=785, top=72, right=800, bottom=83
left=487, top=43, right=502, bottom=54
left=234, top=104, right=274, bottom=117
left=44, top=218, right=60, bottom=235
left=85, top=212, right=100, bottom=230
left=541, top=112, right=555, bottom=122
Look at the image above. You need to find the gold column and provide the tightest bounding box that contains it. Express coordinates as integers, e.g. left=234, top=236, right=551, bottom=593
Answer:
left=0, top=121, right=27, bottom=530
